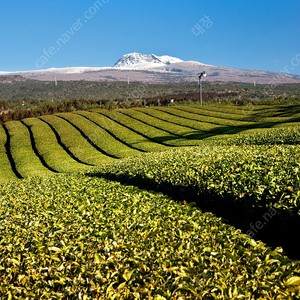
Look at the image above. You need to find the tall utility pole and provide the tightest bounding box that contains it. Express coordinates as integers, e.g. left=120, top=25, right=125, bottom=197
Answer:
left=199, top=71, right=206, bottom=106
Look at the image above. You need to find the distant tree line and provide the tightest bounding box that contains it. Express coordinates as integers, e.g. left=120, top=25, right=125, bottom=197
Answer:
left=2, top=76, right=300, bottom=103
left=142, top=90, right=239, bottom=105
left=1, top=93, right=299, bottom=124
left=0, top=98, right=152, bottom=124
left=0, top=99, right=100, bottom=124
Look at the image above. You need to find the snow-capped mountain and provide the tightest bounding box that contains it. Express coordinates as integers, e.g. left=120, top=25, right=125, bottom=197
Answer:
left=1, top=52, right=300, bottom=84
left=113, top=52, right=183, bottom=69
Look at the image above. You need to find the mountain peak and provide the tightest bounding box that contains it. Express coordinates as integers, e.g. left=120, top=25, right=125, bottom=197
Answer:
left=113, top=52, right=183, bottom=69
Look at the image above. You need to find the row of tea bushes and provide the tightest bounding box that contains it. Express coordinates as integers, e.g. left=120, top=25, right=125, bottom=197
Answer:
left=91, top=144, right=300, bottom=219
left=0, top=126, right=18, bottom=182
left=75, top=111, right=169, bottom=153
left=56, top=113, right=141, bottom=159
left=97, top=110, right=203, bottom=147
left=22, top=118, right=88, bottom=174
left=4, top=121, right=53, bottom=178
left=227, top=127, right=300, bottom=146
left=0, top=174, right=300, bottom=299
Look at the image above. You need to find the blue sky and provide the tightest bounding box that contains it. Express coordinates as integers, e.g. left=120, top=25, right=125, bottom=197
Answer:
left=1, top=0, right=300, bottom=75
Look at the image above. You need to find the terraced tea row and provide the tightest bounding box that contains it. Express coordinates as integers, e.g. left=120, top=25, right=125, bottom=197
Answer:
left=160, top=107, right=256, bottom=127
left=74, top=111, right=168, bottom=152
left=91, top=144, right=300, bottom=213
left=0, top=126, right=19, bottom=182
left=0, top=174, right=299, bottom=299
left=0, top=107, right=208, bottom=181
left=1, top=104, right=300, bottom=298
left=96, top=110, right=204, bottom=147
left=90, top=143, right=300, bottom=259
left=22, top=118, right=89, bottom=173
left=4, top=121, right=54, bottom=178
left=225, top=126, right=300, bottom=145
left=56, top=113, right=141, bottom=158
left=1, top=105, right=300, bottom=182
left=1, top=116, right=116, bottom=182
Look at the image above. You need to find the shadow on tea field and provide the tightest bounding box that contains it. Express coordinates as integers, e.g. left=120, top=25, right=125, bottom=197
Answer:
left=89, top=172, right=300, bottom=260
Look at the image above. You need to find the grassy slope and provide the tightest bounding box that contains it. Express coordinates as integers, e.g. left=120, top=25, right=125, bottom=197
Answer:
left=1, top=104, right=299, bottom=181
left=1, top=104, right=300, bottom=298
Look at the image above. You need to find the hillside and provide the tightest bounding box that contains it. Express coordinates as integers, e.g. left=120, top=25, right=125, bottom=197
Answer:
left=1, top=104, right=300, bottom=298
left=1, top=104, right=300, bottom=182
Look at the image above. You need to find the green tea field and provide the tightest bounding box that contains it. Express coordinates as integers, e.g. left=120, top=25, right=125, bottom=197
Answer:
left=1, top=104, right=300, bottom=299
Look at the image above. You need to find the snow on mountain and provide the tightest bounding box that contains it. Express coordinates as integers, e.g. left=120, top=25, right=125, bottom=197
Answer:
left=113, top=52, right=183, bottom=69
left=1, top=52, right=300, bottom=84
left=41, top=67, right=106, bottom=74
left=0, top=67, right=110, bottom=76
left=155, top=55, right=184, bottom=65
left=0, top=51, right=184, bottom=75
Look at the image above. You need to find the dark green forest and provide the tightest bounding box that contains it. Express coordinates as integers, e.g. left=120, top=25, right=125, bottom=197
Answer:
left=1, top=75, right=300, bottom=123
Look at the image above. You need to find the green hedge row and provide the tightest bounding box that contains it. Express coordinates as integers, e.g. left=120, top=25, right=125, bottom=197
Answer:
left=76, top=111, right=168, bottom=153
left=91, top=144, right=300, bottom=219
left=22, top=118, right=88, bottom=173
left=0, top=174, right=299, bottom=299
left=0, top=126, right=18, bottom=182
left=173, top=106, right=255, bottom=126
left=4, top=121, right=53, bottom=178
left=39, top=115, right=114, bottom=166
left=97, top=110, right=200, bottom=147
left=156, top=107, right=251, bottom=127
left=227, top=127, right=300, bottom=146
left=121, top=109, right=202, bottom=141
left=57, top=113, right=141, bottom=159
